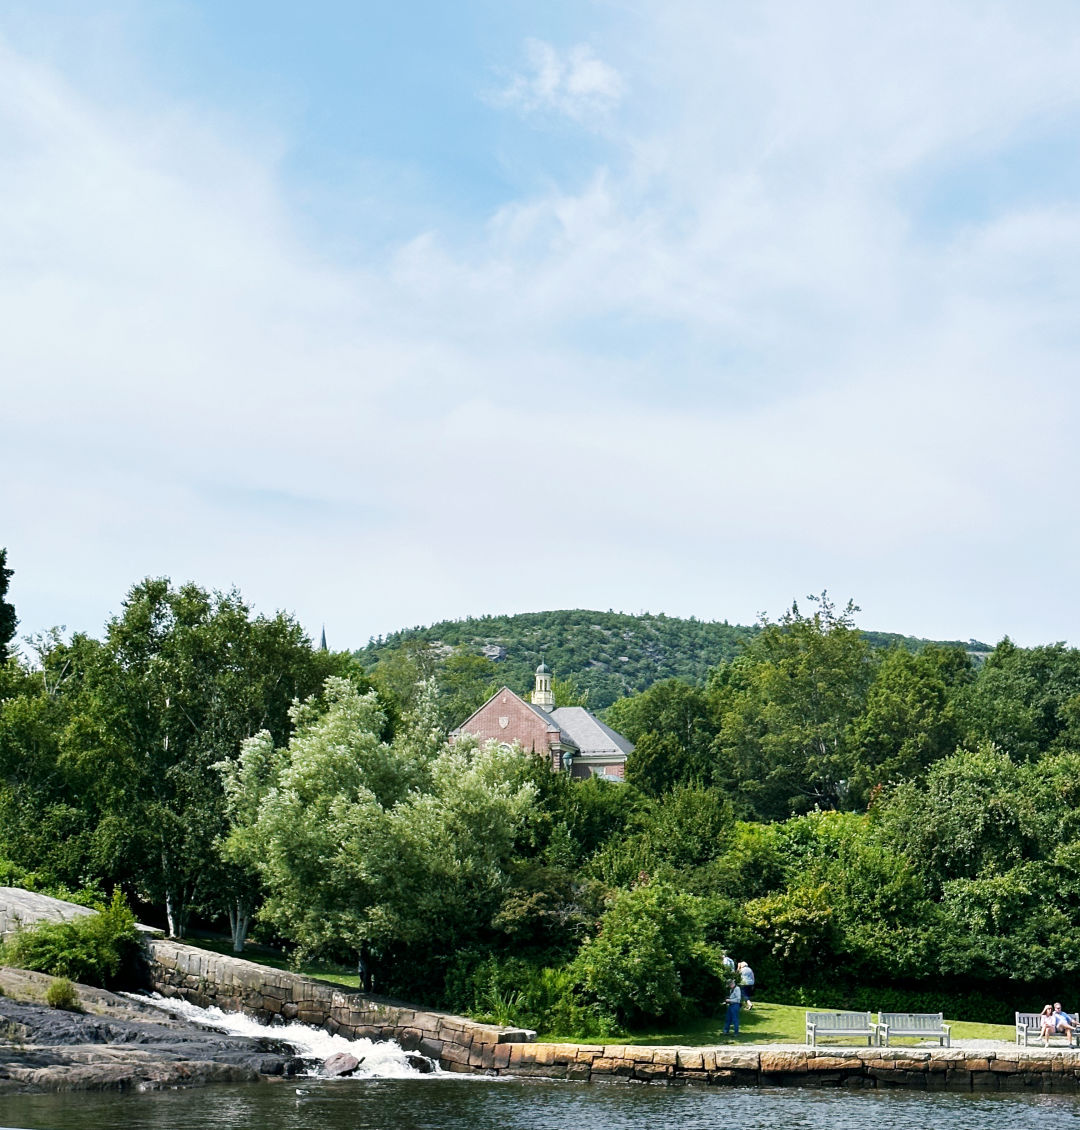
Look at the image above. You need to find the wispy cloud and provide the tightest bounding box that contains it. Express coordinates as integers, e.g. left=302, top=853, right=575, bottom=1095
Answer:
left=4, top=3, right=1080, bottom=650
left=494, top=38, right=624, bottom=123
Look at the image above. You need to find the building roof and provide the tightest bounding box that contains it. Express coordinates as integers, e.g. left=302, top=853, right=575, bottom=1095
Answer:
left=548, top=706, right=635, bottom=758
left=522, top=699, right=575, bottom=745
left=451, top=687, right=633, bottom=764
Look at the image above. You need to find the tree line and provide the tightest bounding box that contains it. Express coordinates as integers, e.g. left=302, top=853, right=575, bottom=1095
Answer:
left=2, top=557, right=1078, bottom=1032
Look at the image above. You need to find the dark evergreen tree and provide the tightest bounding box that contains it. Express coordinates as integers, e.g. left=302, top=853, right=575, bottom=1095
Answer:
left=0, top=548, right=16, bottom=659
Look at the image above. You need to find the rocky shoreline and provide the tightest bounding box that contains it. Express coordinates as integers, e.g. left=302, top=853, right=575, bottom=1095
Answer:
left=0, top=967, right=305, bottom=1095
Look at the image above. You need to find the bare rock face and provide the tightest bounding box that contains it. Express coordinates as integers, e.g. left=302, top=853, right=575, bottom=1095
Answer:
left=323, top=1052, right=362, bottom=1077
left=0, top=887, right=97, bottom=940
left=0, top=969, right=305, bottom=1094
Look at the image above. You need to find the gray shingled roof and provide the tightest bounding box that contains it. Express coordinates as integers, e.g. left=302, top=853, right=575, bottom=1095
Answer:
left=523, top=700, right=577, bottom=747
left=548, top=707, right=635, bottom=758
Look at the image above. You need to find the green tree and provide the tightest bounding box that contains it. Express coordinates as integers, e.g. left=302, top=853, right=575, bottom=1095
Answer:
left=221, top=677, right=538, bottom=987
left=874, top=744, right=1039, bottom=893
left=439, top=651, right=500, bottom=729
left=711, top=594, right=874, bottom=819
left=60, top=578, right=336, bottom=936
left=848, top=646, right=966, bottom=801
left=0, top=549, right=16, bottom=659
left=589, top=785, right=733, bottom=888
left=607, top=679, right=716, bottom=794
left=958, top=639, right=1080, bottom=760
left=572, top=882, right=720, bottom=1026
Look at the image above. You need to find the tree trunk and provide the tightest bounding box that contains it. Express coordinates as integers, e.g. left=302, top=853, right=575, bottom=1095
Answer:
left=228, top=898, right=252, bottom=953
left=165, top=889, right=180, bottom=938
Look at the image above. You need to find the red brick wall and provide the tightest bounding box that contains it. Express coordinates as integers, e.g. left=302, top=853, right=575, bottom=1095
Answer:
left=570, top=761, right=625, bottom=780
left=457, top=690, right=556, bottom=757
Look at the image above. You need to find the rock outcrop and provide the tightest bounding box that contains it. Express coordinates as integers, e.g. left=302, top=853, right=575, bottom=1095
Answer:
left=0, top=967, right=303, bottom=1094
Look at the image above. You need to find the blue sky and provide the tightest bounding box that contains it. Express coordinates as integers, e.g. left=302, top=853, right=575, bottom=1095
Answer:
left=3, top=1, right=1080, bottom=650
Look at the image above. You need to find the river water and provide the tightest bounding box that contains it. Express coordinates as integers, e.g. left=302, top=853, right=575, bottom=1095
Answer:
left=5, top=1079, right=1080, bottom=1130
left=4, top=999, right=1080, bottom=1129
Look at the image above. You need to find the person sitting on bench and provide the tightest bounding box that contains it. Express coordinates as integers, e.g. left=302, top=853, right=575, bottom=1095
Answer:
left=1040, top=1005, right=1056, bottom=1043
left=1053, top=1003, right=1076, bottom=1041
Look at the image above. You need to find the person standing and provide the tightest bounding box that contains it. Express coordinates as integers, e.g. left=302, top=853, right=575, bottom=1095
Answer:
left=723, top=978, right=742, bottom=1036
left=737, top=961, right=756, bottom=1010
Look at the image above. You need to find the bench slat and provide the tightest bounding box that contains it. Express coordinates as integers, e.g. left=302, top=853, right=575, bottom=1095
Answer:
left=876, top=1012, right=950, bottom=1047
left=805, top=1011, right=875, bottom=1047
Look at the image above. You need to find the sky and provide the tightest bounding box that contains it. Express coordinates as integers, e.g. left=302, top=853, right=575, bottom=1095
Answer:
left=3, top=0, right=1080, bottom=652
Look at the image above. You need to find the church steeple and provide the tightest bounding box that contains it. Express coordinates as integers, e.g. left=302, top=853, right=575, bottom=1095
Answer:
left=532, top=660, right=554, bottom=711
left=319, top=625, right=328, bottom=652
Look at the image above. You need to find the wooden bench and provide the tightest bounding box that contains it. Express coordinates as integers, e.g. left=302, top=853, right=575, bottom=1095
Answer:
left=805, top=1011, right=875, bottom=1047
left=874, top=1012, right=951, bottom=1047
left=1016, top=1011, right=1080, bottom=1047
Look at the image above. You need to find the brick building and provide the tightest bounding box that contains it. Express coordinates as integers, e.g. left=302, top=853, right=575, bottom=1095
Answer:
left=451, top=663, right=634, bottom=779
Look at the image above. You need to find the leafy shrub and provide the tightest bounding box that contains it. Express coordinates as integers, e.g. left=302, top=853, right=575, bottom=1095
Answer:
left=572, top=882, right=722, bottom=1027
left=0, top=891, right=140, bottom=988
left=444, top=953, right=613, bottom=1040
left=46, top=978, right=79, bottom=1011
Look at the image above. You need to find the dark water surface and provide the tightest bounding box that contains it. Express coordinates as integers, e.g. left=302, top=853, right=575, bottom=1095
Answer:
left=5, top=1078, right=1080, bottom=1130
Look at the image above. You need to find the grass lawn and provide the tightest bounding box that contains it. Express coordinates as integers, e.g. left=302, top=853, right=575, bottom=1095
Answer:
left=543, top=1002, right=1014, bottom=1047
left=175, top=938, right=1016, bottom=1047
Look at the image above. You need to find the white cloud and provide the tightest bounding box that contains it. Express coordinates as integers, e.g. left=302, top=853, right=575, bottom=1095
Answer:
left=4, top=3, right=1080, bottom=651
left=495, top=38, right=624, bottom=123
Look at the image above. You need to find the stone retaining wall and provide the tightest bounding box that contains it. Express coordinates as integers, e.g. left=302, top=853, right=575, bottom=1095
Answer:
left=146, top=939, right=534, bottom=1072
left=488, top=1042, right=1080, bottom=1091
left=146, top=941, right=1080, bottom=1090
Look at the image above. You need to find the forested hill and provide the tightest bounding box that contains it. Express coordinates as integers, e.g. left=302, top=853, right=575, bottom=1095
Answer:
left=356, top=609, right=989, bottom=710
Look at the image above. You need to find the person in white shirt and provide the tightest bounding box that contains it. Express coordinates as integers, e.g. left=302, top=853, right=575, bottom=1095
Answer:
left=737, top=961, right=756, bottom=1010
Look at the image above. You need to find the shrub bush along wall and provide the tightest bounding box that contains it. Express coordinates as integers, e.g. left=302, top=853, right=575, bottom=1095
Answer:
left=0, top=892, right=141, bottom=988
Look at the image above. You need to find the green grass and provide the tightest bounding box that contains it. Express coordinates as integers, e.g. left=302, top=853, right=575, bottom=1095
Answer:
left=540, top=1001, right=1016, bottom=1046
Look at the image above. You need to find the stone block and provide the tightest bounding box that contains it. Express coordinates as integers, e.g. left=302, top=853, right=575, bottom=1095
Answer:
left=627, top=1048, right=655, bottom=1064
left=441, top=1042, right=471, bottom=1065
left=419, top=1038, right=444, bottom=1061
left=806, top=1055, right=854, bottom=1072
left=566, top=1063, right=591, bottom=1080
left=718, top=1052, right=760, bottom=1072
left=634, top=1064, right=671, bottom=1083
left=678, top=1050, right=704, bottom=1071
left=493, top=1044, right=512, bottom=1069
left=467, top=1047, right=490, bottom=1068
left=651, top=1048, right=679, bottom=1067
left=760, top=1051, right=807, bottom=1074
left=519, top=1064, right=567, bottom=1079
left=990, top=1055, right=1021, bottom=1073
left=971, top=1071, right=999, bottom=1090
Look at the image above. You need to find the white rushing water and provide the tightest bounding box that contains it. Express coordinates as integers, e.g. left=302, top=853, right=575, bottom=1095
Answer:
left=125, top=992, right=438, bottom=1079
